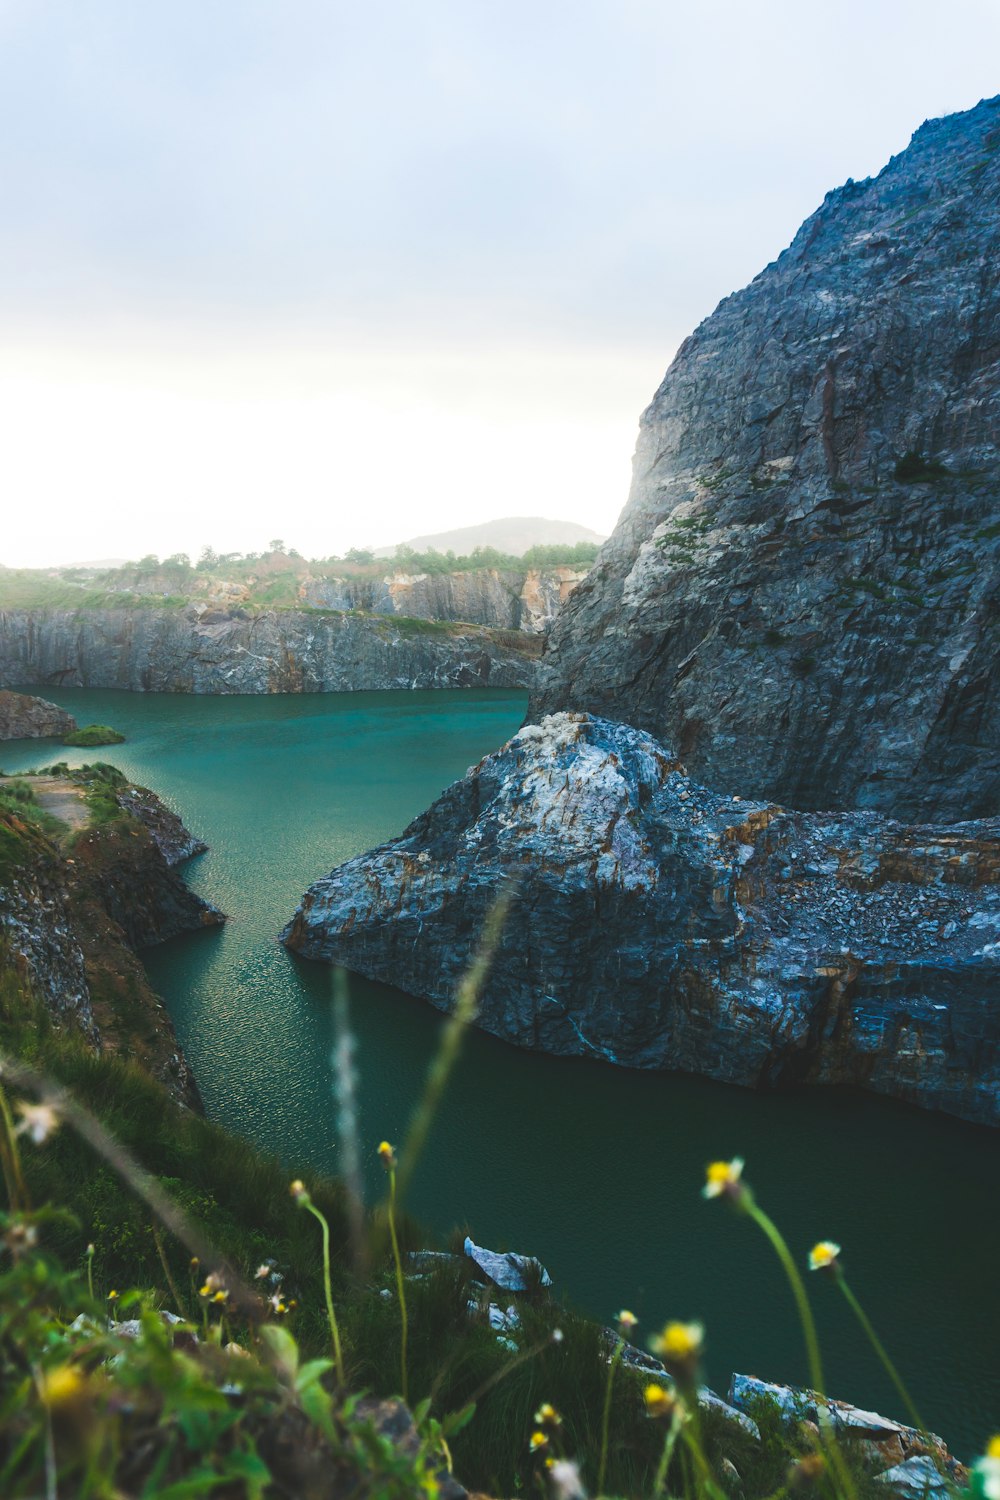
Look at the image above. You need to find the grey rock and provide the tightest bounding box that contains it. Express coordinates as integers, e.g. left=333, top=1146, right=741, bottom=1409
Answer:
left=282, top=713, right=1000, bottom=1124
left=115, top=786, right=207, bottom=866
left=0, top=605, right=538, bottom=693
left=728, top=1375, right=955, bottom=1473
left=461, top=1234, right=552, bottom=1290
left=876, top=1456, right=954, bottom=1497
left=300, top=565, right=588, bottom=634
left=0, top=689, right=75, bottom=739
left=532, top=96, right=1000, bottom=822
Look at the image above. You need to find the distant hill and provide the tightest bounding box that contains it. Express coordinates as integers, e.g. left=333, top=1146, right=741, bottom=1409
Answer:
left=373, top=516, right=606, bottom=559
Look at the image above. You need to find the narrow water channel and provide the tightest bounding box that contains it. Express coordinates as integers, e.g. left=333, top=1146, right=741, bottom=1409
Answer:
left=3, top=686, right=997, bottom=1455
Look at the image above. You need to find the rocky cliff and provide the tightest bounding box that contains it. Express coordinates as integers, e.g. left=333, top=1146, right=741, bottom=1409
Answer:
left=0, top=766, right=223, bottom=1106
left=299, top=566, right=588, bottom=633
left=0, top=689, right=76, bottom=739
left=283, top=714, right=1000, bottom=1125
left=533, top=96, right=1000, bottom=822
left=0, top=606, right=539, bottom=693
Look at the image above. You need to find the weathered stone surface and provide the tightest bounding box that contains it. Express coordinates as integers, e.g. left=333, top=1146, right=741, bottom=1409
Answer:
left=533, top=96, right=1000, bottom=822
left=283, top=566, right=586, bottom=633
left=0, top=605, right=538, bottom=693
left=283, top=714, right=1000, bottom=1124
left=0, top=773, right=221, bottom=1106
left=462, top=1235, right=552, bottom=1290
left=115, top=786, right=208, bottom=866
left=728, top=1375, right=965, bottom=1486
left=876, top=1456, right=955, bottom=1497
left=0, top=689, right=76, bottom=739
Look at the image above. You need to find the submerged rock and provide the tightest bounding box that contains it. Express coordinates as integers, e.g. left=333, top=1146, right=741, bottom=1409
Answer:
left=0, top=689, right=76, bottom=739
left=533, top=96, right=1000, bottom=822
left=283, top=713, right=1000, bottom=1125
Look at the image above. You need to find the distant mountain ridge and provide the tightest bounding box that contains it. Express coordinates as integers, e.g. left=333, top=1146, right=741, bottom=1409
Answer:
left=373, top=516, right=606, bottom=558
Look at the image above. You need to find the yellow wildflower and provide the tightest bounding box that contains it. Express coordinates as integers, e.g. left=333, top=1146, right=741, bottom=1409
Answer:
left=808, top=1241, right=841, bottom=1272
left=644, top=1382, right=676, bottom=1418
left=377, top=1140, right=397, bottom=1170
left=289, top=1179, right=309, bottom=1204
left=529, top=1430, right=549, bottom=1453
left=702, top=1158, right=745, bottom=1201
left=976, top=1437, right=1000, bottom=1500
left=534, top=1402, right=562, bottom=1428
left=39, top=1364, right=85, bottom=1410
left=617, top=1309, right=638, bottom=1336
left=650, top=1320, right=703, bottom=1362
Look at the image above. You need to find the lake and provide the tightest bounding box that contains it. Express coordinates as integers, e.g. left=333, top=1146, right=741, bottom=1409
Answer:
left=2, top=686, right=997, bottom=1455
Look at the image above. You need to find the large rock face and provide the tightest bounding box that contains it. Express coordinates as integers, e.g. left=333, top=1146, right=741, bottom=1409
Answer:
left=0, top=689, right=76, bottom=739
left=283, top=714, right=1000, bottom=1126
left=533, top=96, right=1000, bottom=822
left=300, top=566, right=588, bottom=633
left=0, top=606, right=538, bottom=693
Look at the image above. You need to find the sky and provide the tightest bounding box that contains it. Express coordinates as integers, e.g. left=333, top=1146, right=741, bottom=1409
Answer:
left=1, top=0, right=998, bottom=568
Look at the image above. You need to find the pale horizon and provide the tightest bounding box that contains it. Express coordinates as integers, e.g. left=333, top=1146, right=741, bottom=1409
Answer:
left=1, top=1, right=997, bottom=569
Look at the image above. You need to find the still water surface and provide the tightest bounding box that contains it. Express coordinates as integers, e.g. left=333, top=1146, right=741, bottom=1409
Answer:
left=3, top=687, right=997, bottom=1454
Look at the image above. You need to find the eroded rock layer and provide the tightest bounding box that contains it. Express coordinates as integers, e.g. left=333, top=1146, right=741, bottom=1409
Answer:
left=0, top=606, right=538, bottom=694
left=283, top=714, right=1000, bottom=1125
left=533, top=96, right=1000, bottom=821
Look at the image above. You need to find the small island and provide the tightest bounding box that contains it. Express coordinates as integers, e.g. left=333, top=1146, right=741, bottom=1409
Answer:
left=62, top=723, right=126, bottom=746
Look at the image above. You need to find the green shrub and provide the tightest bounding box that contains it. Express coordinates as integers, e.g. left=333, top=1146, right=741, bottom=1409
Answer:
left=62, top=724, right=126, bottom=747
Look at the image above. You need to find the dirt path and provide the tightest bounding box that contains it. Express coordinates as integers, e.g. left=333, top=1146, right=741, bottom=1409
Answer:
left=28, top=777, right=89, bottom=831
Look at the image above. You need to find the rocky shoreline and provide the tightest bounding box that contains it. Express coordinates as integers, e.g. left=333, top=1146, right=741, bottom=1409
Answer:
left=0, top=761, right=222, bottom=1107
left=283, top=712, right=1000, bottom=1126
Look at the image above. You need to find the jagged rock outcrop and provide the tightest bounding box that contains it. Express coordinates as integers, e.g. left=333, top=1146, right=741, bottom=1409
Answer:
left=299, top=566, right=587, bottom=633
left=0, top=769, right=223, bottom=1106
left=726, top=1376, right=966, bottom=1493
left=0, top=605, right=538, bottom=693
left=0, top=689, right=76, bottom=739
left=283, top=714, right=1000, bottom=1125
left=533, top=96, right=1000, bottom=822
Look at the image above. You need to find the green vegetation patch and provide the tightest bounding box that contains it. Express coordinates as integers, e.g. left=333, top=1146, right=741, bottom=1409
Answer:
left=62, top=724, right=126, bottom=747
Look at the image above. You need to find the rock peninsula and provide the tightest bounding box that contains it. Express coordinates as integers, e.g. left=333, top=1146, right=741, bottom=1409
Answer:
left=283, top=713, right=999, bottom=1126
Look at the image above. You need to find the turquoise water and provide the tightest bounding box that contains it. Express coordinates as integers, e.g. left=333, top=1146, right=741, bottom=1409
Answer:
left=2, top=686, right=997, bottom=1455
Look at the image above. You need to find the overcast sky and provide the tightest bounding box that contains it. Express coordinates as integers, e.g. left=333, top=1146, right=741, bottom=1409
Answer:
left=1, top=0, right=997, bottom=567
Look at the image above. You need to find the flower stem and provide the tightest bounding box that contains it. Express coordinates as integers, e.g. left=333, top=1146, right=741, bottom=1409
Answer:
left=837, top=1276, right=929, bottom=1437
left=745, top=1201, right=857, bottom=1500
left=305, top=1200, right=346, bottom=1387
left=652, top=1409, right=684, bottom=1498
left=387, top=1167, right=408, bottom=1403
left=0, top=1084, right=28, bottom=1211
left=746, top=1201, right=825, bottom=1396
left=597, top=1336, right=624, bottom=1494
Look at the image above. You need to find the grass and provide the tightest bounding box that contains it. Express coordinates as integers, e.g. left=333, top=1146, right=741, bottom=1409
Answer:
left=62, top=724, right=126, bottom=747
